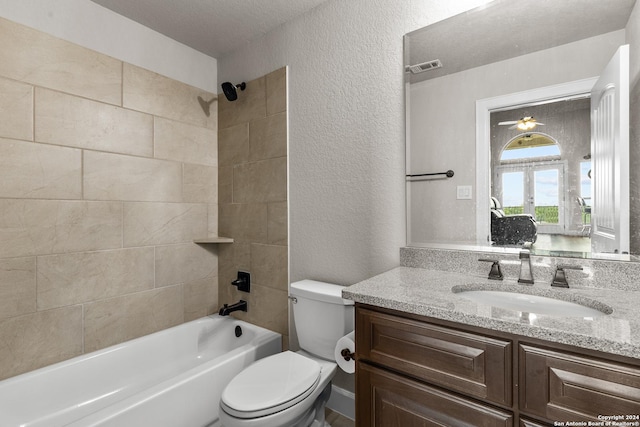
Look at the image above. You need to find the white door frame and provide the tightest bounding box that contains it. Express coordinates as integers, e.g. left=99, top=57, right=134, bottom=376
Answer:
left=475, top=78, right=598, bottom=245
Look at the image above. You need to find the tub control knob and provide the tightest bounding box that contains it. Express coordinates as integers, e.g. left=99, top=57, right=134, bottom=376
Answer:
left=231, top=271, right=251, bottom=293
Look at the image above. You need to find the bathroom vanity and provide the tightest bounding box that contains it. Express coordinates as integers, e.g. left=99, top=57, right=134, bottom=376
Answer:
left=344, top=253, right=640, bottom=426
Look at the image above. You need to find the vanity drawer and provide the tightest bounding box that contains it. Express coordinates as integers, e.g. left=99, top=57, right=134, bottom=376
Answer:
left=357, top=308, right=512, bottom=406
left=357, top=362, right=514, bottom=427
left=520, top=344, right=640, bottom=421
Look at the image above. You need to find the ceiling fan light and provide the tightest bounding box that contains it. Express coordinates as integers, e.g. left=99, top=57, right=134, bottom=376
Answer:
left=517, top=121, right=536, bottom=131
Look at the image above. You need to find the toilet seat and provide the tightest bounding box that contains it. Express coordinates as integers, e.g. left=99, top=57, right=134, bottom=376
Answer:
left=220, top=351, right=322, bottom=419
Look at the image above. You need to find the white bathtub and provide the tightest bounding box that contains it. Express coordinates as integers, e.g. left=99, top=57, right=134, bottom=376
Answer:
left=0, top=316, right=281, bottom=427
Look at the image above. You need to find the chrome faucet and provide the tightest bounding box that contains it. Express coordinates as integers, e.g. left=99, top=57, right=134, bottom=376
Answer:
left=518, top=250, right=534, bottom=285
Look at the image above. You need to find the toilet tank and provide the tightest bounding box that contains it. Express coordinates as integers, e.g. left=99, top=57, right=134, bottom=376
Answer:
left=290, top=280, right=354, bottom=360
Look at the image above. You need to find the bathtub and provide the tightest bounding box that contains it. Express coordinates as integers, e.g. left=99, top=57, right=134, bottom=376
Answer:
left=0, top=316, right=281, bottom=427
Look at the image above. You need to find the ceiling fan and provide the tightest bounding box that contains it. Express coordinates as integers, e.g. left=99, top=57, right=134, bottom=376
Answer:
left=498, top=116, right=545, bottom=131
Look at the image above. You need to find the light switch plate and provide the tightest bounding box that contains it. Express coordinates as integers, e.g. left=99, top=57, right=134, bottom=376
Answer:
left=457, top=185, right=472, bottom=200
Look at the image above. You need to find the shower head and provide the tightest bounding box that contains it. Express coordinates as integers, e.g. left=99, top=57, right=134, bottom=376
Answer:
left=221, top=81, right=246, bottom=102
left=197, top=96, right=216, bottom=117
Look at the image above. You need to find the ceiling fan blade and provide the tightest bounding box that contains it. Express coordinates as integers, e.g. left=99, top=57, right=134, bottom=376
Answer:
left=499, top=121, right=518, bottom=125
left=509, top=124, right=518, bottom=130
left=536, top=122, right=545, bottom=126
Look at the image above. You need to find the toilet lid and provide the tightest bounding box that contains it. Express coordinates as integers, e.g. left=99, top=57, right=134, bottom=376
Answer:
left=221, top=351, right=321, bottom=418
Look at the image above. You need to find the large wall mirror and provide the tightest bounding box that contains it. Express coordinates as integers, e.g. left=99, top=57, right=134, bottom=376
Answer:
left=406, top=0, right=640, bottom=261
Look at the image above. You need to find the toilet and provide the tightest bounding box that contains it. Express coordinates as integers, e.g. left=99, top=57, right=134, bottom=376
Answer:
left=219, top=280, right=355, bottom=427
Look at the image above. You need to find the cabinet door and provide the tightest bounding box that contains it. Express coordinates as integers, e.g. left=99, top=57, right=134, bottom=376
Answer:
left=520, top=344, right=640, bottom=421
left=357, top=308, right=512, bottom=406
left=357, top=362, right=513, bottom=427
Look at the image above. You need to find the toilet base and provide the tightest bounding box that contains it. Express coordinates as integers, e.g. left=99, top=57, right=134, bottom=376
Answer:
left=286, top=382, right=332, bottom=427
left=309, top=383, right=332, bottom=427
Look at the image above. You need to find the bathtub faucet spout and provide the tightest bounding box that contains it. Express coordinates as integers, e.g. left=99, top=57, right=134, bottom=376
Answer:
left=219, top=300, right=247, bottom=316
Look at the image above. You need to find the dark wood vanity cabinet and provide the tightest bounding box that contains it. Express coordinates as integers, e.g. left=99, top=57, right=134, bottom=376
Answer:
left=357, top=362, right=513, bottom=426
left=520, top=344, right=640, bottom=421
left=356, top=307, right=512, bottom=406
left=355, top=305, right=640, bottom=427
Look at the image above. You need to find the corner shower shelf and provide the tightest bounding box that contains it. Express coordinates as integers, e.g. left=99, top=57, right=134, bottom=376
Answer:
left=193, top=236, right=234, bottom=244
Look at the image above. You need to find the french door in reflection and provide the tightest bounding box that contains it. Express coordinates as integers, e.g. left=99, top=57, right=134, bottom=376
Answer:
left=497, top=162, right=565, bottom=234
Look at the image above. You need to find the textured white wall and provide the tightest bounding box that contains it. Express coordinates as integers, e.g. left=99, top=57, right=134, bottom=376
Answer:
left=0, top=0, right=217, bottom=92
left=218, top=0, right=490, bottom=286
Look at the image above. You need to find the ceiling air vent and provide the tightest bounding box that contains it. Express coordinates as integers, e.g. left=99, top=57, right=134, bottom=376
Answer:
left=406, top=59, right=443, bottom=74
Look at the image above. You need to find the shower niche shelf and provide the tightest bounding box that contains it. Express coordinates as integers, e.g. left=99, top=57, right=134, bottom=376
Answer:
left=193, top=236, right=234, bottom=244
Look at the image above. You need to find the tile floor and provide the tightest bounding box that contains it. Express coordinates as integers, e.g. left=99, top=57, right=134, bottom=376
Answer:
left=326, top=408, right=355, bottom=427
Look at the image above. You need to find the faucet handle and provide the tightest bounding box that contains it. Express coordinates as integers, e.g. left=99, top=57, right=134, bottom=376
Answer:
left=551, top=265, right=583, bottom=288
left=231, top=271, right=251, bottom=293
left=478, top=258, right=503, bottom=280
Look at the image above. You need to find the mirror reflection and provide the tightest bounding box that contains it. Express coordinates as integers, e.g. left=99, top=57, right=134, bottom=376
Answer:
left=405, top=0, right=639, bottom=260
left=491, top=98, right=591, bottom=256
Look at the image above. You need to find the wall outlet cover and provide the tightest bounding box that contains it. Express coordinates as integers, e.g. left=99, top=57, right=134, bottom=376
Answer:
left=457, top=185, right=473, bottom=200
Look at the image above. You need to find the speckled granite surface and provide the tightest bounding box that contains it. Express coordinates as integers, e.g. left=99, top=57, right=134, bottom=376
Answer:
left=400, top=246, right=640, bottom=291
left=343, top=266, right=640, bottom=360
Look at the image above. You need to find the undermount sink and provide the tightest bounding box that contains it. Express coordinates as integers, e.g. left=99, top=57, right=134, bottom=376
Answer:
left=454, top=288, right=612, bottom=318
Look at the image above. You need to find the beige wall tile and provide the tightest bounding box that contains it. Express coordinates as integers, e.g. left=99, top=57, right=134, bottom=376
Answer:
left=0, top=17, right=121, bottom=105
left=35, top=88, right=153, bottom=157
left=123, top=202, right=207, bottom=247
left=268, top=202, right=288, bottom=245
left=154, top=117, right=217, bottom=165
left=0, top=306, right=83, bottom=380
left=37, top=248, right=155, bottom=310
left=219, top=203, right=268, bottom=243
left=208, top=203, right=219, bottom=237
left=0, top=16, right=233, bottom=378
left=247, top=285, right=288, bottom=336
left=218, top=68, right=288, bottom=338
left=123, top=64, right=216, bottom=129
left=0, top=200, right=123, bottom=258
left=0, top=138, right=81, bottom=199
left=266, top=67, right=287, bottom=116
left=155, top=243, right=217, bottom=287
left=84, top=151, right=183, bottom=202
left=219, top=77, right=266, bottom=129
left=0, top=77, right=33, bottom=141
left=184, top=276, right=218, bottom=321
left=233, top=157, right=287, bottom=203
left=249, top=112, right=287, bottom=162
left=0, top=257, right=36, bottom=321
left=84, top=286, right=183, bottom=353
left=183, top=164, right=217, bottom=204
left=218, top=166, right=233, bottom=204
left=218, top=243, right=252, bottom=293
left=251, top=244, right=288, bottom=291
left=219, top=123, right=249, bottom=167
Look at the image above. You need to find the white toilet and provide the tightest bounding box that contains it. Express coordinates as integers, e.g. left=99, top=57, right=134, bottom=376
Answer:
left=219, top=280, right=355, bottom=427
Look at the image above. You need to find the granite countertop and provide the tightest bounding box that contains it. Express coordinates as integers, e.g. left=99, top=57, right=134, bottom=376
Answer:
left=343, top=266, right=640, bottom=360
